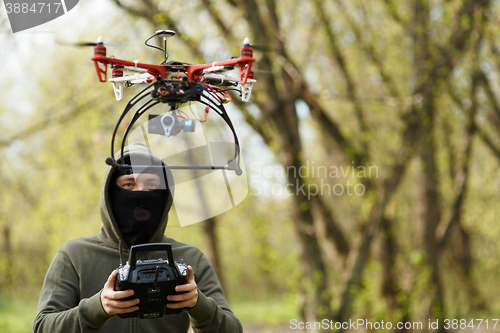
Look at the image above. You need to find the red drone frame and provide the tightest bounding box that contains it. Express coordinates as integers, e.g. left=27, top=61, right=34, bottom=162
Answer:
left=88, top=30, right=257, bottom=175
left=90, top=30, right=255, bottom=90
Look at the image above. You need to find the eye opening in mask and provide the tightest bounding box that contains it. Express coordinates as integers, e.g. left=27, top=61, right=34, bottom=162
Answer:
left=116, top=173, right=162, bottom=191
left=112, top=155, right=169, bottom=191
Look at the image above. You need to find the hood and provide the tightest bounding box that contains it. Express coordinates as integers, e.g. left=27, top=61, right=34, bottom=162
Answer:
left=98, top=143, right=175, bottom=249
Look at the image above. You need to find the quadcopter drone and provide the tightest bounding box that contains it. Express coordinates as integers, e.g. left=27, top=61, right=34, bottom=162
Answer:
left=87, top=30, right=256, bottom=176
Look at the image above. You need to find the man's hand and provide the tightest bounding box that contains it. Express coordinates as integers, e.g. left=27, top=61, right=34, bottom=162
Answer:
left=100, top=270, right=140, bottom=315
left=167, top=265, right=198, bottom=309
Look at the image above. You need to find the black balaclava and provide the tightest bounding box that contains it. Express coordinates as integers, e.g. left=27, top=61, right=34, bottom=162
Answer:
left=108, top=157, right=168, bottom=247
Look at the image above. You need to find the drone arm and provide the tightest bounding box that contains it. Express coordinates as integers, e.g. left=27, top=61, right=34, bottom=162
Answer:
left=187, top=57, right=255, bottom=84
left=91, top=55, right=169, bottom=81
left=239, top=65, right=252, bottom=84
left=93, top=60, right=107, bottom=82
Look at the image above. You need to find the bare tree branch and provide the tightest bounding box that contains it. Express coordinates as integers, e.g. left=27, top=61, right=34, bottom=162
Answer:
left=0, top=101, right=95, bottom=148
left=381, top=0, right=405, bottom=25
left=478, top=70, right=500, bottom=123
left=476, top=125, right=500, bottom=160
left=341, top=0, right=402, bottom=98
left=311, top=195, right=349, bottom=257
left=447, top=67, right=500, bottom=162
left=301, top=86, right=366, bottom=167
left=112, top=0, right=205, bottom=61
left=437, top=17, right=487, bottom=250
left=442, top=113, right=458, bottom=181
left=230, top=97, right=275, bottom=146
left=314, top=0, right=369, bottom=155
left=313, top=0, right=370, bottom=156
left=438, top=69, right=486, bottom=312
left=200, top=0, right=232, bottom=39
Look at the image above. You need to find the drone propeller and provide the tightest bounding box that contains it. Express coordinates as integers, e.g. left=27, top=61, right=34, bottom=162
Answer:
left=229, top=41, right=268, bottom=52
left=57, top=36, right=121, bottom=47
left=251, top=69, right=277, bottom=74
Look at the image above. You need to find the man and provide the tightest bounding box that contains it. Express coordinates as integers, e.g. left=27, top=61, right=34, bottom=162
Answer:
left=33, top=143, right=242, bottom=333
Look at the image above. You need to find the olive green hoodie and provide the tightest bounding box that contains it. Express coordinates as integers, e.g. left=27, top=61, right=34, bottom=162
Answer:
left=33, top=143, right=242, bottom=333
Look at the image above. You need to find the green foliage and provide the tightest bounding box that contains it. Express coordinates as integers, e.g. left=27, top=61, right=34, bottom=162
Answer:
left=231, top=295, right=298, bottom=324
left=0, top=297, right=38, bottom=333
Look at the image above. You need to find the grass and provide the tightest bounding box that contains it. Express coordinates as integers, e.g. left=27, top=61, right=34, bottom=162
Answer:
left=230, top=295, right=298, bottom=324
left=0, top=296, right=38, bottom=333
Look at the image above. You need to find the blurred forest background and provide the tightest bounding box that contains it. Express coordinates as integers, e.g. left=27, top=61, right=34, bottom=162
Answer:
left=1, top=0, right=500, bottom=332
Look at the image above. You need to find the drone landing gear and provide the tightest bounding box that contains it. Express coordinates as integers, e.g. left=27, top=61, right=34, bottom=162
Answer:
left=111, top=81, right=124, bottom=101
left=105, top=77, right=243, bottom=176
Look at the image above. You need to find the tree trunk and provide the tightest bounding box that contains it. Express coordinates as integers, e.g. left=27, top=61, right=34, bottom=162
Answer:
left=1, top=223, right=13, bottom=293
left=203, top=218, right=226, bottom=292
left=380, top=217, right=411, bottom=331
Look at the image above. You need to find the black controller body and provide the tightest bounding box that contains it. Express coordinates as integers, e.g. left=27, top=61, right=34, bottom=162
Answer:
left=114, top=243, right=189, bottom=319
